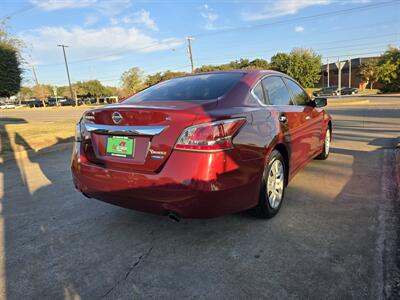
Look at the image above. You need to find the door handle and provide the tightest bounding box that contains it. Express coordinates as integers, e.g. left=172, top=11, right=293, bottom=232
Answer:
left=278, top=114, right=288, bottom=123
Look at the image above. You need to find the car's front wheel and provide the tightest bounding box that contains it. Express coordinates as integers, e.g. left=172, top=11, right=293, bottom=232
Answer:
left=255, top=150, right=286, bottom=218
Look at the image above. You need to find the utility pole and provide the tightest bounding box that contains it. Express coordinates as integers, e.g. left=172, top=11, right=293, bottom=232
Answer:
left=348, top=58, right=352, bottom=88
left=31, top=65, right=39, bottom=85
left=326, top=58, right=330, bottom=87
left=57, top=44, right=75, bottom=105
left=31, top=64, right=46, bottom=107
left=186, top=36, right=194, bottom=73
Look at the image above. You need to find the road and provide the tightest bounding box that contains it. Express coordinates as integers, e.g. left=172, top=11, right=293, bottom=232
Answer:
left=0, top=97, right=399, bottom=299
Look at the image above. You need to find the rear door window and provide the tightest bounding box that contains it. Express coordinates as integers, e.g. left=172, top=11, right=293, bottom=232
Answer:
left=125, top=73, right=244, bottom=102
left=284, top=78, right=311, bottom=106
left=262, top=76, right=293, bottom=106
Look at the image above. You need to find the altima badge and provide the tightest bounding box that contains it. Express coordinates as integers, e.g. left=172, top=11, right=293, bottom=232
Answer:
left=112, top=112, right=123, bottom=124
left=149, top=149, right=167, bottom=155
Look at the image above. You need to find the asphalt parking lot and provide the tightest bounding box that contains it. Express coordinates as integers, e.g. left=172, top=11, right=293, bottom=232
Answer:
left=0, top=97, right=399, bottom=299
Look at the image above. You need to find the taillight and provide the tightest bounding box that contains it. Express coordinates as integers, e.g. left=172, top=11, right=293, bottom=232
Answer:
left=75, top=119, right=91, bottom=142
left=174, top=118, right=246, bottom=152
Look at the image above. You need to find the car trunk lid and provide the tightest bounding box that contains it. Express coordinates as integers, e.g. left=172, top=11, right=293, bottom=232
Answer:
left=82, top=100, right=217, bottom=172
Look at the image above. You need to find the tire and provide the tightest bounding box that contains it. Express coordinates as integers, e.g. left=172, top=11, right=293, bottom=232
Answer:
left=255, top=150, right=286, bottom=218
left=316, top=127, right=331, bottom=160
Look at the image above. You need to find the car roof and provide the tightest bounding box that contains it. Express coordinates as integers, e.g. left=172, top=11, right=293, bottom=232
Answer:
left=175, top=69, right=285, bottom=77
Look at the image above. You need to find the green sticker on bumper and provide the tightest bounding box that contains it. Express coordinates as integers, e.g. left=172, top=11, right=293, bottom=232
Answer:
left=106, top=136, right=134, bottom=158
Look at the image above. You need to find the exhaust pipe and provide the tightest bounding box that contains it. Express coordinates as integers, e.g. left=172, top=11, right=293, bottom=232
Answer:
left=167, top=211, right=181, bottom=222
left=82, top=192, right=91, bottom=199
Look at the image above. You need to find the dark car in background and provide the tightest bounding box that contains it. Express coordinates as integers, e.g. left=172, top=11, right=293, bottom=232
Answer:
left=313, top=86, right=340, bottom=97
left=340, top=87, right=359, bottom=95
left=27, top=99, right=44, bottom=108
left=59, top=99, right=83, bottom=106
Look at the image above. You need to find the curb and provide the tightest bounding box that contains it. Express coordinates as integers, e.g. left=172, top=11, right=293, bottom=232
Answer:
left=327, top=100, right=370, bottom=106
left=0, top=142, right=73, bottom=164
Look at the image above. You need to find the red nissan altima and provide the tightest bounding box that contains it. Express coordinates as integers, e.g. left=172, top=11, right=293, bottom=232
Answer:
left=71, top=70, right=332, bottom=219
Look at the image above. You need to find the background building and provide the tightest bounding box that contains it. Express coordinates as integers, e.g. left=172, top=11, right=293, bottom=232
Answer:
left=319, top=56, right=381, bottom=89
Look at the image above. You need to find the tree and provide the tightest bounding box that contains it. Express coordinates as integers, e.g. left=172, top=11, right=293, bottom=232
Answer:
left=104, top=86, right=118, bottom=97
left=19, top=86, right=33, bottom=100
left=271, top=49, right=321, bottom=87
left=270, top=53, right=291, bottom=73
left=194, top=64, right=222, bottom=73
left=359, top=59, right=379, bottom=89
left=247, top=58, right=269, bottom=70
left=120, top=67, right=145, bottom=95
left=75, top=80, right=107, bottom=98
left=0, top=21, right=22, bottom=97
left=32, top=84, right=52, bottom=106
left=145, top=72, right=163, bottom=86
left=377, top=47, right=400, bottom=92
left=143, top=70, right=187, bottom=88
left=194, top=58, right=269, bottom=73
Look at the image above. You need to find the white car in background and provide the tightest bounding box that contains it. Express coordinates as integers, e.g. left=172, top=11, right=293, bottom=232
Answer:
left=0, top=103, right=16, bottom=109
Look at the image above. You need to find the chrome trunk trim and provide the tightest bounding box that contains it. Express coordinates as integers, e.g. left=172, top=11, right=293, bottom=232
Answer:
left=84, top=123, right=168, bottom=136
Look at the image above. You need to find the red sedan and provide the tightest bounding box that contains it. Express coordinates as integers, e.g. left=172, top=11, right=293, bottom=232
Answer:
left=71, top=70, right=332, bottom=219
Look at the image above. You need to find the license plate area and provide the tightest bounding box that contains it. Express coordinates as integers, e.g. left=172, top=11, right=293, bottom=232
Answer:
left=106, top=136, right=135, bottom=158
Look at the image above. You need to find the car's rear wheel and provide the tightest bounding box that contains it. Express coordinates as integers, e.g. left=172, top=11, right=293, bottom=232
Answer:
left=255, top=150, right=286, bottom=218
left=316, top=127, right=331, bottom=160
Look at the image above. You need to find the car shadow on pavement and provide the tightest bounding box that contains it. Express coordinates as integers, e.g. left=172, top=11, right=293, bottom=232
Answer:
left=0, top=115, right=273, bottom=299
left=1, top=107, right=399, bottom=299
left=0, top=118, right=94, bottom=299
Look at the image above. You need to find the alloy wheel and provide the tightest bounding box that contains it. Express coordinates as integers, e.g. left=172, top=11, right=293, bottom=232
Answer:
left=325, top=129, right=331, bottom=155
left=266, top=160, right=285, bottom=209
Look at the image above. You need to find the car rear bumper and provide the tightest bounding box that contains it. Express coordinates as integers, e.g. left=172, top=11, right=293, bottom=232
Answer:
left=71, top=142, right=263, bottom=218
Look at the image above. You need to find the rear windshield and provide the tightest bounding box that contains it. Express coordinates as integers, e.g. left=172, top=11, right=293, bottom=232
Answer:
left=125, top=73, right=244, bottom=102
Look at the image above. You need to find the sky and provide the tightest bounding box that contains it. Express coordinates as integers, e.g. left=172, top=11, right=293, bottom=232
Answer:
left=2, top=0, right=400, bottom=87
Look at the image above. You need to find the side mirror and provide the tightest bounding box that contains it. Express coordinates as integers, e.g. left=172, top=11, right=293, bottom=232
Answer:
left=313, top=97, right=327, bottom=108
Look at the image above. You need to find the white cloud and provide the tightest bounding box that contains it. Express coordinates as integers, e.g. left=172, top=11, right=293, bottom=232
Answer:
left=295, top=25, right=304, bottom=32
left=20, top=26, right=183, bottom=65
left=115, top=9, right=159, bottom=31
left=31, top=0, right=134, bottom=19
left=242, top=0, right=331, bottom=21
left=200, top=4, right=219, bottom=30
left=94, top=0, right=134, bottom=18
left=30, top=0, right=97, bottom=11
left=84, top=14, right=99, bottom=27
left=132, top=10, right=158, bottom=31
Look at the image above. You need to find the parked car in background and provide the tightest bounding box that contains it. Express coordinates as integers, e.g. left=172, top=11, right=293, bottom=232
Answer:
left=313, top=86, right=340, bottom=96
left=83, top=97, right=97, bottom=104
left=0, top=103, right=16, bottom=109
left=98, top=96, right=119, bottom=104
left=340, top=87, right=359, bottom=95
left=60, top=99, right=77, bottom=106
left=27, top=99, right=44, bottom=108
left=72, top=70, right=332, bottom=219
left=48, top=97, right=67, bottom=106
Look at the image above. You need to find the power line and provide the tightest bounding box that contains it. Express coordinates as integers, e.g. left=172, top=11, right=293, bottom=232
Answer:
left=32, top=1, right=399, bottom=67
left=0, top=4, right=35, bottom=20
left=191, top=0, right=400, bottom=38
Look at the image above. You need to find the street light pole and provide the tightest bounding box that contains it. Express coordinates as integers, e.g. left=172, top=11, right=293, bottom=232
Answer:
left=57, top=44, right=75, bottom=105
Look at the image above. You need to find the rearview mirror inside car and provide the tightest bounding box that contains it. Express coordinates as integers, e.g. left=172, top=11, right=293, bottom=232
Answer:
left=313, top=97, right=327, bottom=108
